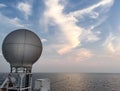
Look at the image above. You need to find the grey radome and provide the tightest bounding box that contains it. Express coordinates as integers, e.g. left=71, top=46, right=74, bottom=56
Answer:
left=2, top=29, right=42, bottom=68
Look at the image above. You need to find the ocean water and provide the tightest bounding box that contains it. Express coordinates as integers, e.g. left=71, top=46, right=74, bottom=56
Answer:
left=1, top=73, right=120, bottom=91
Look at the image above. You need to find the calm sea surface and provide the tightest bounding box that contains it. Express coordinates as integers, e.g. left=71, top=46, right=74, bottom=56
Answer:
left=1, top=73, right=120, bottom=91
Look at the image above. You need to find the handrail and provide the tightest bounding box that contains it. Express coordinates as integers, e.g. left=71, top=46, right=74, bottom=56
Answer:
left=0, top=78, right=8, bottom=88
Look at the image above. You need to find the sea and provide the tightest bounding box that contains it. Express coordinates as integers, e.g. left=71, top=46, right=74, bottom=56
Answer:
left=1, top=73, right=120, bottom=91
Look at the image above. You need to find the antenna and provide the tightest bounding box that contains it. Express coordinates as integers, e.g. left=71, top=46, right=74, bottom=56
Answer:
left=1, top=29, right=43, bottom=91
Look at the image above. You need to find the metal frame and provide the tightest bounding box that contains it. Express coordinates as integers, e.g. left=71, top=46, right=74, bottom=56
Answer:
left=0, top=67, right=32, bottom=91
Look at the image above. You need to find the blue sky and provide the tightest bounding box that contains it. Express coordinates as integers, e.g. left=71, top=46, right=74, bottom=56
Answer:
left=0, top=0, right=120, bottom=73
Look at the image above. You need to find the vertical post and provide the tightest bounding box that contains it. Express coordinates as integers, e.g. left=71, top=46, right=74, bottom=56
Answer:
left=25, top=68, right=32, bottom=91
left=6, top=80, right=9, bottom=91
left=25, top=74, right=29, bottom=91
left=20, top=76, right=23, bottom=91
left=20, top=73, right=25, bottom=91
left=10, top=66, right=12, bottom=73
left=30, top=74, right=32, bottom=91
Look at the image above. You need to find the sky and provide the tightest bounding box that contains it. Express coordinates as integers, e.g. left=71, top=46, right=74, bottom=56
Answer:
left=0, top=0, right=120, bottom=73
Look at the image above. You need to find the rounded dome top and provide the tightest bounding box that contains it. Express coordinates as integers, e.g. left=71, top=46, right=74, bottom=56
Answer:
left=2, top=29, right=42, bottom=68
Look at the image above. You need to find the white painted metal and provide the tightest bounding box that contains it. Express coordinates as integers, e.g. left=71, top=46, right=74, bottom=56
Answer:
left=0, top=72, right=32, bottom=91
left=34, top=79, right=50, bottom=91
left=1, top=29, right=50, bottom=91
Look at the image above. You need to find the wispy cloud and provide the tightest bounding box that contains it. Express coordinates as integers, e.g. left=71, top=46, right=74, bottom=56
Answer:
left=103, top=33, right=120, bottom=54
left=69, top=0, right=114, bottom=17
left=17, top=2, right=31, bottom=19
left=73, top=48, right=94, bottom=62
left=9, top=17, right=25, bottom=27
left=41, top=38, right=47, bottom=43
left=0, top=52, right=2, bottom=56
left=0, top=13, right=26, bottom=28
left=44, top=0, right=82, bottom=54
left=43, top=0, right=114, bottom=55
left=0, top=3, right=6, bottom=8
left=100, top=32, right=120, bottom=64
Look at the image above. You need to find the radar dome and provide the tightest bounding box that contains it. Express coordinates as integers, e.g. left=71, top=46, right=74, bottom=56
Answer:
left=2, top=29, right=42, bottom=68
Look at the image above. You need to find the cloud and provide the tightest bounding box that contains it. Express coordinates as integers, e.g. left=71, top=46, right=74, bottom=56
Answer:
left=69, top=0, right=114, bottom=17
left=0, top=3, right=7, bottom=8
left=43, top=0, right=114, bottom=55
left=17, top=2, right=31, bottom=19
left=80, top=30, right=101, bottom=43
left=9, top=17, right=25, bottom=27
left=102, top=32, right=120, bottom=62
left=44, top=0, right=82, bottom=54
left=74, top=48, right=94, bottom=62
left=41, top=38, right=47, bottom=43
left=103, top=33, right=120, bottom=54
left=0, top=13, right=27, bottom=28
left=32, top=47, right=94, bottom=72
left=0, top=52, right=2, bottom=56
